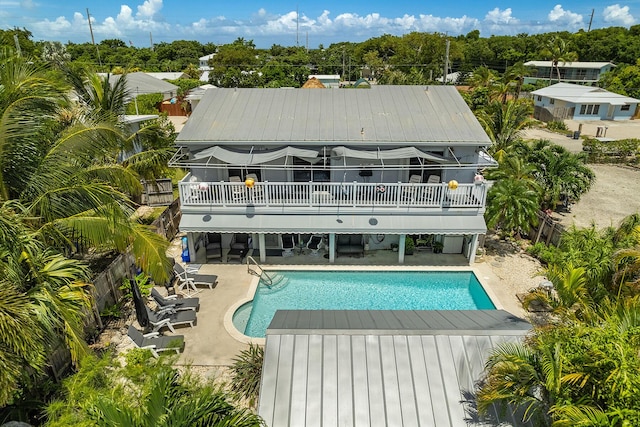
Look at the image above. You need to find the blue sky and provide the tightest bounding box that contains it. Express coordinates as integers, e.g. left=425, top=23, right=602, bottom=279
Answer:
left=1, top=0, right=638, bottom=48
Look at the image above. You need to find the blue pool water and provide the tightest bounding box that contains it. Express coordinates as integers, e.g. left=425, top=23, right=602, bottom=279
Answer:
left=233, top=270, right=495, bottom=338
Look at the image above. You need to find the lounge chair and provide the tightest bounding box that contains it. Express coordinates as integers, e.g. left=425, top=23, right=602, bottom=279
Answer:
left=245, top=173, right=265, bottom=200
left=151, top=288, right=199, bottom=312
left=231, top=233, right=250, bottom=251
left=127, top=325, right=184, bottom=357
left=173, top=263, right=218, bottom=294
left=307, top=234, right=324, bottom=256
left=403, top=174, right=423, bottom=200
left=205, top=232, right=222, bottom=261
left=281, top=234, right=296, bottom=257
left=230, top=176, right=245, bottom=201
left=145, top=306, right=197, bottom=333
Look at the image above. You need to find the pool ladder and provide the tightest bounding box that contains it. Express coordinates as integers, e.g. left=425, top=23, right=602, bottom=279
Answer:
left=246, top=256, right=275, bottom=287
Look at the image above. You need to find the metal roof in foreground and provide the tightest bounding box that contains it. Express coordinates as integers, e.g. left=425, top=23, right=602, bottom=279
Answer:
left=258, top=310, right=532, bottom=427
left=176, top=86, right=492, bottom=146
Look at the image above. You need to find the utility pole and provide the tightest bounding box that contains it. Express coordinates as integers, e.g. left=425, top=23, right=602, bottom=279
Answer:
left=13, top=34, right=21, bottom=56
left=150, top=32, right=154, bottom=50
left=587, top=9, right=595, bottom=32
left=296, top=5, right=299, bottom=47
left=443, top=39, right=450, bottom=85
left=86, top=8, right=102, bottom=67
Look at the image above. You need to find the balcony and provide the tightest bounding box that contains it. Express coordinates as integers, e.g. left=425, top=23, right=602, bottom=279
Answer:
left=179, top=180, right=488, bottom=211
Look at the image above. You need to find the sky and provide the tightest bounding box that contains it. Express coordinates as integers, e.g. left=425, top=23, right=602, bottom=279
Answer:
left=1, top=0, right=639, bottom=48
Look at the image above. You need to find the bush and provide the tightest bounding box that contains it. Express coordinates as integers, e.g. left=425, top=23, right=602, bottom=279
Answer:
left=546, top=121, right=568, bottom=132
left=230, top=343, right=264, bottom=408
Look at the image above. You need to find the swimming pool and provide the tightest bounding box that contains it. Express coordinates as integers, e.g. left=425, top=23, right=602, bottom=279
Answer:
left=232, top=270, right=495, bottom=338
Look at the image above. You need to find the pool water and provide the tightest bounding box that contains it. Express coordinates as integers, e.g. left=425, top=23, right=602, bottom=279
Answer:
left=233, top=270, right=495, bottom=338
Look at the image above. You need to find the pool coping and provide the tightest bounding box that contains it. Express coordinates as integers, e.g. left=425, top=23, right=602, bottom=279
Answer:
left=223, top=265, right=504, bottom=345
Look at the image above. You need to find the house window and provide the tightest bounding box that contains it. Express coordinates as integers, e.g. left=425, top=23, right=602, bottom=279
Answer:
left=550, top=99, right=555, bottom=104
left=579, top=104, right=600, bottom=115
left=537, top=96, right=542, bottom=102
left=293, top=157, right=330, bottom=182
left=621, top=105, right=631, bottom=111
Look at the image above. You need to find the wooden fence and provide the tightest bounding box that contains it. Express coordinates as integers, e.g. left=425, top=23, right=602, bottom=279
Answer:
left=531, top=211, right=565, bottom=247
left=151, top=198, right=181, bottom=240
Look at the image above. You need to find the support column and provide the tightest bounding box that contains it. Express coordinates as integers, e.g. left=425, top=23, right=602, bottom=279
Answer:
left=258, top=233, right=266, bottom=263
left=468, top=234, right=479, bottom=265
left=398, top=234, right=406, bottom=264
left=186, top=232, right=196, bottom=263
left=329, top=233, right=336, bottom=264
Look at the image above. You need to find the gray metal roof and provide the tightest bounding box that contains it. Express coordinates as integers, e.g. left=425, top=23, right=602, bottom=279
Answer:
left=532, top=82, right=639, bottom=105
left=176, top=86, right=492, bottom=146
left=109, top=72, right=179, bottom=97
left=179, top=213, right=487, bottom=235
left=259, top=310, right=531, bottom=427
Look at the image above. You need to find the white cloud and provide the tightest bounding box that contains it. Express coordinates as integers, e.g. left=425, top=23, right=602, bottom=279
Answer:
left=603, top=4, right=635, bottom=26
left=548, top=4, right=583, bottom=27
left=137, top=0, right=163, bottom=19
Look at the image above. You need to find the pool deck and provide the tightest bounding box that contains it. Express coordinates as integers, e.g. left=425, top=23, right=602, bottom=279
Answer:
left=162, top=249, right=526, bottom=367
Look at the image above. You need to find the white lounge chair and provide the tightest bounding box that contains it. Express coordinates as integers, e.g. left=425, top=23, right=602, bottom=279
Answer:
left=229, top=176, right=245, bottom=201
left=403, top=174, right=423, bottom=200
left=173, top=263, right=218, bottom=294
left=127, top=325, right=184, bottom=357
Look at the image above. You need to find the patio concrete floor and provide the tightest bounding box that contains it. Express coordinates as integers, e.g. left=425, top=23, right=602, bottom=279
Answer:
left=158, top=248, right=525, bottom=367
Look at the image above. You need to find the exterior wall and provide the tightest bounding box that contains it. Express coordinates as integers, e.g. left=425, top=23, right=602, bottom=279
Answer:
left=524, top=64, right=612, bottom=85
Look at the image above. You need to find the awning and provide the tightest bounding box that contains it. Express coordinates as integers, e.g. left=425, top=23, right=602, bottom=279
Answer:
left=193, top=146, right=319, bottom=165
left=179, top=213, right=486, bottom=235
left=332, top=146, right=449, bottom=163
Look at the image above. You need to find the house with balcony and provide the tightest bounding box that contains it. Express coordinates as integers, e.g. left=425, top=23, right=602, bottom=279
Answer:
left=170, top=85, right=496, bottom=265
left=523, top=61, right=615, bottom=86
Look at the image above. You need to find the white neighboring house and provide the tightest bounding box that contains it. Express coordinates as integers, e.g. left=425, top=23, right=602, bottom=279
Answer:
left=532, top=82, right=639, bottom=121
left=199, top=53, right=216, bottom=82
left=524, top=61, right=615, bottom=85
left=308, top=74, right=341, bottom=88
left=185, top=84, right=216, bottom=111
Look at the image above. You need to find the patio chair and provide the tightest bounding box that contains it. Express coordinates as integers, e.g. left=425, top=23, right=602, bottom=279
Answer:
left=229, top=176, right=245, bottom=201
left=231, top=233, right=250, bottom=251
left=205, top=232, right=222, bottom=261
left=127, top=325, right=184, bottom=357
left=151, top=288, right=199, bottom=312
left=281, top=234, right=296, bottom=257
left=306, top=234, right=324, bottom=256
left=173, top=263, right=218, bottom=294
left=145, top=306, right=197, bottom=333
left=246, top=173, right=265, bottom=200
left=403, top=174, right=422, bottom=200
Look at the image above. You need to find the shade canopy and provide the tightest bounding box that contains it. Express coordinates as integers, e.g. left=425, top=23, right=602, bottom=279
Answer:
left=193, top=146, right=319, bottom=165
left=331, top=146, right=449, bottom=163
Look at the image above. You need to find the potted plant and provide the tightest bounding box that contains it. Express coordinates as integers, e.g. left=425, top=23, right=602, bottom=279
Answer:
left=432, top=241, right=444, bottom=254
left=404, top=237, right=415, bottom=255
left=390, top=243, right=399, bottom=252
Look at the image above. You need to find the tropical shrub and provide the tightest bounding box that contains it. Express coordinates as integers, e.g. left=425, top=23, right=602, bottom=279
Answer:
left=230, top=344, right=264, bottom=408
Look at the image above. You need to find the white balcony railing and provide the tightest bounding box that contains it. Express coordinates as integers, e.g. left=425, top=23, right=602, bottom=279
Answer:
left=179, top=181, right=487, bottom=209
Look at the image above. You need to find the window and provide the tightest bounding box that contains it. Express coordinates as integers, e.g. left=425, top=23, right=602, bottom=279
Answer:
left=579, top=104, right=600, bottom=115
left=537, top=96, right=542, bottom=101
left=550, top=99, right=555, bottom=104
left=621, top=105, right=631, bottom=111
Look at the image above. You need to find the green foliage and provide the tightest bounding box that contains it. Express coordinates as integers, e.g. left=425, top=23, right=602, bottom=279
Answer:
left=45, top=349, right=264, bottom=426
left=120, top=271, right=153, bottom=299
left=230, top=344, right=264, bottom=408
left=404, top=236, right=415, bottom=254
left=125, top=93, right=163, bottom=115
left=546, top=121, right=568, bottom=132
left=167, top=78, right=202, bottom=96
left=582, top=138, right=640, bottom=165
left=485, top=178, right=541, bottom=238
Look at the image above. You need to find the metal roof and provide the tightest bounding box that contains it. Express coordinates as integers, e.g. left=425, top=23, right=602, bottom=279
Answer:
left=532, top=83, right=639, bottom=105
left=524, top=61, right=614, bottom=69
left=108, top=72, right=179, bottom=97
left=175, top=86, right=492, bottom=146
left=179, top=213, right=487, bottom=235
left=259, top=310, right=532, bottom=427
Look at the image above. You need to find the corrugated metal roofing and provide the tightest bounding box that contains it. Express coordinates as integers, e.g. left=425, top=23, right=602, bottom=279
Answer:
left=259, top=310, right=532, bottom=427
left=176, top=86, right=491, bottom=146
left=109, top=72, right=179, bottom=96
left=524, top=60, right=614, bottom=69
left=532, top=82, right=639, bottom=104
left=179, top=213, right=487, bottom=235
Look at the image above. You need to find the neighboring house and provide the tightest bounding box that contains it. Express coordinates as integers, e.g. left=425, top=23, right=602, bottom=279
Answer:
left=258, top=309, right=532, bottom=427
left=108, top=72, right=179, bottom=100
left=523, top=61, right=615, bottom=85
left=308, top=74, right=341, bottom=88
left=144, top=72, right=188, bottom=81
left=118, top=114, right=159, bottom=161
left=170, top=85, right=496, bottom=265
left=199, top=53, right=216, bottom=82
left=184, top=84, right=216, bottom=111
left=532, top=82, right=639, bottom=121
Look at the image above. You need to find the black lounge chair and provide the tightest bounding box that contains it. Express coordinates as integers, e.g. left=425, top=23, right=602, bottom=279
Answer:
left=205, top=233, right=222, bottom=261
left=127, top=325, right=184, bottom=357
left=151, top=288, right=199, bottom=311
left=307, top=235, right=324, bottom=256
left=281, top=234, right=296, bottom=257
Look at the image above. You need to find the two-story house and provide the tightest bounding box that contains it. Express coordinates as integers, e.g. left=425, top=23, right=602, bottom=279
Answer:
left=170, top=85, right=496, bottom=265
left=523, top=61, right=615, bottom=85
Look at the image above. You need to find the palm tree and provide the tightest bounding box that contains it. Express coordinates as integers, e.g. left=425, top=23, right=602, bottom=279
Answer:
left=477, top=99, right=534, bottom=155
left=468, top=66, right=498, bottom=89
left=540, top=36, right=578, bottom=83
left=485, top=178, right=541, bottom=239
